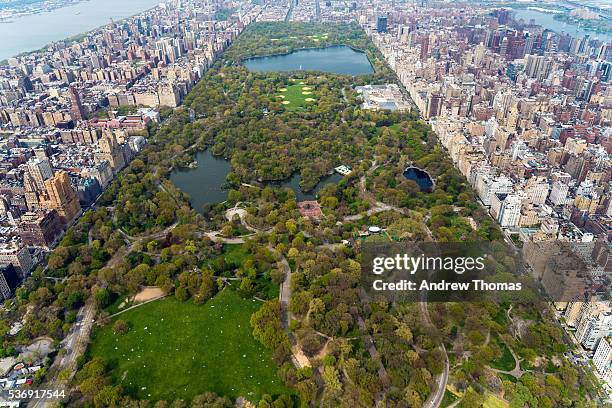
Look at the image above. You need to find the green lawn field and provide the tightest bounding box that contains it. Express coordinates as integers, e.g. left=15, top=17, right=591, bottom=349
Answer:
left=88, top=289, right=291, bottom=402
left=222, top=243, right=250, bottom=265
left=277, top=83, right=316, bottom=111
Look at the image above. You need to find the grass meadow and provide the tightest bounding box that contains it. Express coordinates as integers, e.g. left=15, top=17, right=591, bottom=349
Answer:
left=88, top=289, right=291, bottom=402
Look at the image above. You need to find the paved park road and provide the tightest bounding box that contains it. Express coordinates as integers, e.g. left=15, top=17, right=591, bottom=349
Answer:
left=420, top=300, right=450, bottom=408
left=28, top=304, right=95, bottom=408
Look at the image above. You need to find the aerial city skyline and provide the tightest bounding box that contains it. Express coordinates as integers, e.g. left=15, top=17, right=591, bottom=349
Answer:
left=0, top=0, right=610, bottom=406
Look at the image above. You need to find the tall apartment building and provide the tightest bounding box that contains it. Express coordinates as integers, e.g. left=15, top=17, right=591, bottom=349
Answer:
left=0, top=264, right=20, bottom=300
left=26, top=157, right=53, bottom=190
left=377, top=16, right=388, bottom=33
left=0, top=242, right=33, bottom=277
left=425, top=92, right=443, bottom=119
left=575, top=300, right=612, bottom=350
left=475, top=174, right=514, bottom=207
left=491, top=193, right=522, bottom=228
left=525, top=176, right=549, bottom=205
left=95, top=133, right=126, bottom=173
left=420, top=36, right=429, bottom=61
left=68, top=85, right=86, bottom=122
left=18, top=210, right=64, bottom=249
left=593, top=337, right=612, bottom=381
left=42, top=171, right=82, bottom=226
left=525, top=54, right=553, bottom=81
left=549, top=181, right=570, bottom=206
left=549, top=171, right=572, bottom=206
left=23, top=172, right=42, bottom=211
left=23, top=156, right=55, bottom=211
left=567, top=295, right=609, bottom=327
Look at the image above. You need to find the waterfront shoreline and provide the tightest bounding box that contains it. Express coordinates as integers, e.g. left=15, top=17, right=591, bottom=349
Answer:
left=0, top=0, right=161, bottom=61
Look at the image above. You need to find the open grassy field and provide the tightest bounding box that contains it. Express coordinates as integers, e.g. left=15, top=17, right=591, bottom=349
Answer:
left=221, top=243, right=250, bottom=266
left=88, top=289, right=291, bottom=402
left=277, top=82, right=316, bottom=111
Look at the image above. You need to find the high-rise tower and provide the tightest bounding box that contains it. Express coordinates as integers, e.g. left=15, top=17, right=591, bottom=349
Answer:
left=68, top=86, right=86, bottom=122
left=43, top=171, right=82, bottom=226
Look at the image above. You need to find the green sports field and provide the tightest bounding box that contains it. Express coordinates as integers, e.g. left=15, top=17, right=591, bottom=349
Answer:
left=276, top=83, right=316, bottom=111
left=88, top=289, right=291, bottom=402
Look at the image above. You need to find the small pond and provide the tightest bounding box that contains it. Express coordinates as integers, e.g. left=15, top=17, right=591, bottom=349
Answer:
left=403, top=166, right=434, bottom=192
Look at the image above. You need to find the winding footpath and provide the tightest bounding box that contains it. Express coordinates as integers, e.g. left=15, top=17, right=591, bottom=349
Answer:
left=420, top=301, right=450, bottom=408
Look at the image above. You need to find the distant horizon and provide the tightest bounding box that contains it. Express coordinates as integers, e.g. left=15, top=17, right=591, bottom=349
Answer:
left=0, top=0, right=160, bottom=60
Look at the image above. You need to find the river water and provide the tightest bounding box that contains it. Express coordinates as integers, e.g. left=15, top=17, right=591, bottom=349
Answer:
left=0, top=0, right=159, bottom=60
left=512, top=8, right=612, bottom=42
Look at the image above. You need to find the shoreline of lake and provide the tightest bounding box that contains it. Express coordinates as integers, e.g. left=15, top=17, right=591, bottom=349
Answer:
left=170, top=149, right=345, bottom=213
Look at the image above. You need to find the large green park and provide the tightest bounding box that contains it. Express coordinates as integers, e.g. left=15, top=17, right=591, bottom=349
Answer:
left=20, top=19, right=599, bottom=408
left=88, top=289, right=290, bottom=402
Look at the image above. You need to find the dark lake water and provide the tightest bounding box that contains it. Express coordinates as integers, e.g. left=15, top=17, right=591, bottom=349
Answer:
left=169, top=150, right=232, bottom=213
left=269, top=172, right=343, bottom=201
left=243, top=45, right=374, bottom=75
left=403, top=167, right=434, bottom=192
left=170, top=150, right=344, bottom=213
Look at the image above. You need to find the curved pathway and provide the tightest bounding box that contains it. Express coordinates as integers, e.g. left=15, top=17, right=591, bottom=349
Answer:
left=420, top=300, right=450, bottom=408
left=225, top=203, right=273, bottom=234
left=108, top=294, right=167, bottom=319
left=271, top=246, right=310, bottom=369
